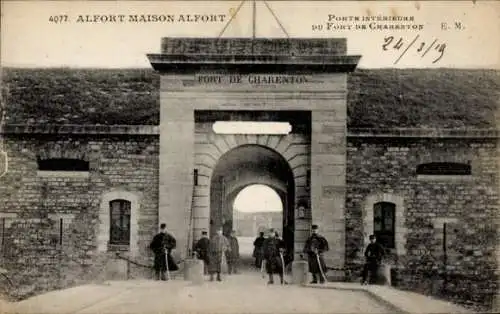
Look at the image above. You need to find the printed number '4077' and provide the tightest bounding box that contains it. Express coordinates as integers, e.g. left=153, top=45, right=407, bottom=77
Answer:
left=49, top=15, right=69, bottom=23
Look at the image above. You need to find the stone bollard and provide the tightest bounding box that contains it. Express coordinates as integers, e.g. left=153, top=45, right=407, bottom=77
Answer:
left=376, top=263, right=392, bottom=286
left=184, top=259, right=204, bottom=285
left=292, top=260, right=309, bottom=285
left=105, top=258, right=128, bottom=280
left=493, top=292, right=500, bottom=313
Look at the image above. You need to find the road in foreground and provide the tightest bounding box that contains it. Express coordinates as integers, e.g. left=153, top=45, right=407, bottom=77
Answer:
left=10, top=272, right=394, bottom=314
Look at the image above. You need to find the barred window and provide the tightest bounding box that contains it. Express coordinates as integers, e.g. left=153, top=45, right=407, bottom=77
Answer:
left=37, top=157, right=89, bottom=171
left=373, top=202, right=395, bottom=249
left=416, top=162, right=471, bottom=175
left=109, top=200, right=131, bottom=245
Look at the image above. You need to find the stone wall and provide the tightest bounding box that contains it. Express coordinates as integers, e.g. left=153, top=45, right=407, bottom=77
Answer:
left=1, top=130, right=498, bottom=311
left=0, top=134, right=159, bottom=299
left=345, top=137, right=499, bottom=311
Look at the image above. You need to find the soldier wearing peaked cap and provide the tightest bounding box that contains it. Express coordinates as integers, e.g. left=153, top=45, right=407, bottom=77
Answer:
left=149, top=223, right=179, bottom=280
left=194, top=231, right=210, bottom=275
left=303, top=224, right=329, bottom=284
left=262, top=228, right=286, bottom=284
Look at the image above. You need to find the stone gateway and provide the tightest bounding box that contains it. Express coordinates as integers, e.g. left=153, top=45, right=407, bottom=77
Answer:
left=147, top=37, right=360, bottom=269
left=0, top=37, right=498, bottom=312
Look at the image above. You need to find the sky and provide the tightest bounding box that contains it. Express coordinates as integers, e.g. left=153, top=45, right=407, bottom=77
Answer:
left=1, top=1, right=499, bottom=69
left=234, top=184, right=283, bottom=213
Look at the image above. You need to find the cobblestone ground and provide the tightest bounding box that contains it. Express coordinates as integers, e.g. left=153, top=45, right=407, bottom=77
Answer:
left=11, top=269, right=394, bottom=314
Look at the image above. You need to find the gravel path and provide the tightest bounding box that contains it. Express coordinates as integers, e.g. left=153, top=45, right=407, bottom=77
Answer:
left=12, top=272, right=393, bottom=314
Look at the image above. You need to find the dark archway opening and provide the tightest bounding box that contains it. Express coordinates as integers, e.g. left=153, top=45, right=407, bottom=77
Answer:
left=210, top=144, right=295, bottom=267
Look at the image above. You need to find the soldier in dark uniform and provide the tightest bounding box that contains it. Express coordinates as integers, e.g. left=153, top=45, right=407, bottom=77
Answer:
left=262, top=228, right=286, bottom=285
left=194, top=231, right=210, bottom=275
left=226, top=230, right=240, bottom=274
left=303, top=224, right=329, bottom=284
left=149, top=223, right=179, bottom=280
left=253, top=232, right=265, bottom=268
left=282, top=225, right=294, bottom=266
left=362, top=234, right=385, bottom=284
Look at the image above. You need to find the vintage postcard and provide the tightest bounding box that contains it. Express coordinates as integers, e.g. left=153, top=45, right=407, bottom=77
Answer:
left=0, top=1, right=499, bottom=313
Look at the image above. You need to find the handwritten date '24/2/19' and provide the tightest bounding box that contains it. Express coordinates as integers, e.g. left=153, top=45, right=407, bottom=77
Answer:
left=383, top=35, right=446, bottom=65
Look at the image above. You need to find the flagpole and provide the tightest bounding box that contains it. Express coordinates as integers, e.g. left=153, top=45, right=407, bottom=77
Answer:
left=252, top=0, right=256, bottom=39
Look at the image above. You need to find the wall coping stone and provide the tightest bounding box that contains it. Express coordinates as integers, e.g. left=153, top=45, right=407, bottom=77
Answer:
left=147, top=53, right=361, bottom=73
left=149, top=37, right=360, bottom=73
left=2, top=124, right=499, bottom=139
left=348, top=128, right=500, bottom=138
left=2, top=124, right=159, bottom=135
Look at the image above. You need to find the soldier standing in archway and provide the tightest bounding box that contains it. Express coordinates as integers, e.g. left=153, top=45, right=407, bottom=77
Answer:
left=226, top=230, right=240, bottom=274
left=303, top=224, right=329, bottom=284
left=208, top=227, right=230, bottom=281
left=253, top=231, right=265, bottom=268
left=262, top=228, right=286, bottom=284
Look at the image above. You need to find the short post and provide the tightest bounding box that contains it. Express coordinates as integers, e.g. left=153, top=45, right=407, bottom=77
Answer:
left=493, top=292, right=500, bottom=313
left=184, top=258, right=204, bottom=284
left=381, top=263, right=392, bottom=286
left=292, top=260, right=308, bottom=285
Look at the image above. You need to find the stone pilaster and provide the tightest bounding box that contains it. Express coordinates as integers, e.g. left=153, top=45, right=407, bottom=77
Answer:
left=310, top=109, right=347, bottom=269
left=159, top=100, right=194, bottom=260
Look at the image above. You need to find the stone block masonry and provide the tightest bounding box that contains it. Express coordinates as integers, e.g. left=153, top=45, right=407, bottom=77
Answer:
left=345, top=137, right=499, bottom=312
left=311, top=109, right=347, bottom=269
left=0, top=134, right=159, bottom=300
left=160, top=38, right=348, bottom=56
left=0, top=128, right=498, bottom=313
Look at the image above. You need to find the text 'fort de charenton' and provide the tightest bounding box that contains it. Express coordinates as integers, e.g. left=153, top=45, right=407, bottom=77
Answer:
left=197, top=75, right=311, bottom=85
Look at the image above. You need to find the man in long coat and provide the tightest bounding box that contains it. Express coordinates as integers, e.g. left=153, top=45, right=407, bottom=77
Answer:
left=303, top=224, right=329, bottom=284
left=283, top=225, right=294, bottom=266
left=262, top=228, right=286, bottom=284
left=362, top=234, right=385, bottom=284
left=253, top=232, right=265, bottom=268
left=208, top=227, right=230, bottom=281
left=194, top=231, right=210, bottom=275
left=149, top=223, right=179, bottom=280
left=226, top=230, right=240, bottom=274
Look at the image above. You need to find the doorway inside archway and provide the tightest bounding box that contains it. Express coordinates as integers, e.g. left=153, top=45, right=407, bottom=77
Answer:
left=232, top=184, right=283, bottom=263
left=209, top=144, right=295, bottom=268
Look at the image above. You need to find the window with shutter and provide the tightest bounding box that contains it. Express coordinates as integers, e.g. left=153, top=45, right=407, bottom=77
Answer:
left=373, top=202, right=395, bottom=249
left=109, top=199, right=131, bottom=245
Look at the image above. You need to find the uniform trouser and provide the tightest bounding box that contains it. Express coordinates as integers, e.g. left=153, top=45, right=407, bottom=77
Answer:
left=255, top=256, right=262, bottom=268
left=203, top=261, right=209, bottom=275
left=311, top=273, right=325, bottom=283
left=154, top=252, right=167, bottom=280
left=155, top=270, right=166, bottom=280
left=209, top=272, right=222, bottom=281
left=362, top=261, right=379, bottom=283
left=199, top=259, right=209, bottom=275
left=268, top=273, right=284, bottom=283
left=227, top=259, right=238, bottom=274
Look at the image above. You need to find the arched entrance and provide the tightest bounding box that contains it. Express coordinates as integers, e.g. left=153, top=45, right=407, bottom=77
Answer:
left=232, top=184, right=283, bottom=233
left=209, top=144, right=295, bottom=262
left=232, top=184, right=283, bottom=263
